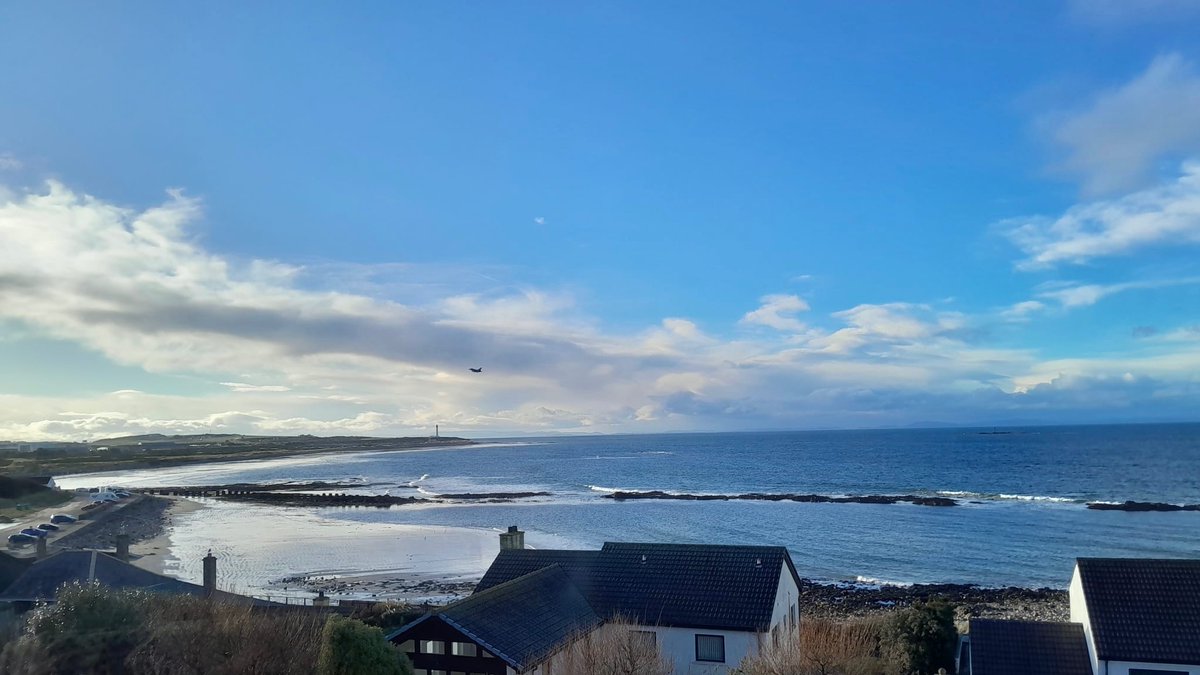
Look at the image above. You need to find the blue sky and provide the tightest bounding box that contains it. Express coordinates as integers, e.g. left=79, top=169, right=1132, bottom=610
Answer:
left=2, top=1, right=1200, bottom=439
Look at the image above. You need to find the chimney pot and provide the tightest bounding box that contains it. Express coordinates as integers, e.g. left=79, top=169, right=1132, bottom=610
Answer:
left=203, top=550, right=217, bottom=597
left=115, top=534, right=131, bottom=562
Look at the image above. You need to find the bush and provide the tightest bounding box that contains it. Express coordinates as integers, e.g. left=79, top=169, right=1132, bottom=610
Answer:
left=880, top=600, right=957, bottom=675
left=127, top=598, right=326, bottom=674
left=554, top=616, right=672, bottom=675
left=317, top=614, right=412, bottom=675
left=737, top=617, right=904, bottom=675
left=0, top=585, right=337, bottom=675
left=5, top=582, right=149, bottom=674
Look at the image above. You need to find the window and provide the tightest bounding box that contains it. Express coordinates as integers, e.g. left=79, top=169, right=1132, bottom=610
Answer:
left=419, top=640, right=445, bottom=654
left=789, top=603, right=797, bottom=628
left=695, top=634, right=725, bottom=663
left=450, top=642, right=477, bottom=657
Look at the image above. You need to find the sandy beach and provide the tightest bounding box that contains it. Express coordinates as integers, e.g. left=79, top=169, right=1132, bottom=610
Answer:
left=128, top=497, right=204, bottom=575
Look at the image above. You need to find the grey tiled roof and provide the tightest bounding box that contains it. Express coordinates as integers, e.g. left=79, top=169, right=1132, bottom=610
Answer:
left=475, top=549, right=600, bottom=595
left=477, top=542, right=799, bottom=631
left=406, top=565, right=602, bottom=671
left=0, top=550, right=272, bottom=605
left=969, top=619, right=1090, bottom=675
left=0, top=551, right=34, bottom=594
left=1077, top=557, right=1200, bottom=665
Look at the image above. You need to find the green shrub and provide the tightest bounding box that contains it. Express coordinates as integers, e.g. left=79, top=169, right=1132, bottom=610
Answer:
left=881, top=599, right=957, bottom=675
left=21, top=582, right=148, bottom=674
left=317, top=614, right=413, bottom=675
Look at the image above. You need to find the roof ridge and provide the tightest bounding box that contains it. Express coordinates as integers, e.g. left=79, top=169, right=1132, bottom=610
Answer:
left=602, top=541, right=788, bottom=549
left=446, top=564, right=571, bottom=610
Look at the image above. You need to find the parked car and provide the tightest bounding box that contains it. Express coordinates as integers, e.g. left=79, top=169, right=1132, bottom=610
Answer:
left=36, top=523, right=60, bottom=532
left=114, top=491, right=132, bottom=498
left=50, top=514, right=77, bottom=524
left=19, top=528, right=47, bottom=538
left=7, top=533, right=34, bottom=545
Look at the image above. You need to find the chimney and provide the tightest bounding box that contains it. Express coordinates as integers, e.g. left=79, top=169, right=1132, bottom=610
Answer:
left=203, top=550, right=217, bottom=597
left=499, top=525, right=525, bottom=550
left=35, top=535, right=47, bottom=560
left=115, top=533, right=130, bottom=562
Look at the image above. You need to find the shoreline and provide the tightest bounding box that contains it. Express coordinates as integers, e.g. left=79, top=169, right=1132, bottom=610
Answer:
left=128, top=497, right=204, bottom=575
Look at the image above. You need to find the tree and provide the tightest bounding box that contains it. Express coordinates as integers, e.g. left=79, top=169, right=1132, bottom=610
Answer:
left=317, top=614, right=412, bottom=675
left=881, top=599, right=957, bottom=675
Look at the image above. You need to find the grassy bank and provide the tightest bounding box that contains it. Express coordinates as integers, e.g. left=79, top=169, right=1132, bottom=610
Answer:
left=0, top=435, right=473, bottom=478
left=0, top=490, right=73, bottom=521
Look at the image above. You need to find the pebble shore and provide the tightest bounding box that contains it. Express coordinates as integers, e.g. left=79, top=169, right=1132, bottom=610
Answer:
left=54, top=496, right=173, bottom=551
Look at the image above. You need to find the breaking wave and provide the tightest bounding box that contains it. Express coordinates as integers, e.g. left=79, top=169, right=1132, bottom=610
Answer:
left=937, top=490, right=1078, bottom=503
left=853, top=576, right=914, bottom=588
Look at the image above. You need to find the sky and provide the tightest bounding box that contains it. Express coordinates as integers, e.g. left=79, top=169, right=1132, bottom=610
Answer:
left=2, top=1, right=1200, bottom=440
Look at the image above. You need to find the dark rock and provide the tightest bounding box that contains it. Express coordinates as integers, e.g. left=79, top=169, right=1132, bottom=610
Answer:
left=1086, top=500, right=1200, bottom=512
left=602, top=490, right=959, bottom=507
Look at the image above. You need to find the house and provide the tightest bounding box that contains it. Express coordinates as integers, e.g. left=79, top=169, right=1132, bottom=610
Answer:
left=960, top=619, right=1091, bottom=675
left=0, top=549, right=278, bottom=613
left=388, top=531, right=803, bottom=674
left=390, top=565, right=602, bottom=675
left=1070, top=558, right=1200, bottom=675
left=963, top=558, right=1200, bottom=675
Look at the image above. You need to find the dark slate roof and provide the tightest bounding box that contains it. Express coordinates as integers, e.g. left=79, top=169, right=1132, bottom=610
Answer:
left=476, top=542, right=799, bottom=632
left=0, top=550, right=272, bottom=605
left=969, top=619, right=1091, bottom=675
left=0, top=551, right=35, bottom=594
left=393, top=565, right=601, bottom=671
left=1076, top=557, right=1200, bottom=665
left=475, top=549, right=600, bottom=595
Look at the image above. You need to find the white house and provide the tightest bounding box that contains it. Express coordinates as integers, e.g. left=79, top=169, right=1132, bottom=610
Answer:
left=1070, top=558, right=1200, bottom=675
left=388, top=534, right=803, bottom=674
left=962, top=558, right=1200, bottom=675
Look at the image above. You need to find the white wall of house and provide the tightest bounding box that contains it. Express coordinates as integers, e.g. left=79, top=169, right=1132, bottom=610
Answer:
left=633, top=625, right=758, bottom=675
left=768, top=562, right=801, bottom=636
left=1070, top=564, right=1101, bottom=675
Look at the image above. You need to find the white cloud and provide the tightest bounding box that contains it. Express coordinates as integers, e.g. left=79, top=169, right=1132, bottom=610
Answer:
left=1001, top=300, right=1046, bottom=321
left=1044, top=54, right=1200, bottom=194
left=220, top=382, right=292, bottom=393
left=4, top=178, right=1200, bottom=439
left=1035, top=276, right=1200, bottom=308
left=1005, top=161, right=1200, bottom=267
left=740, top=294, right=810, bottom=332
left=0, top=153, right=20, bottom=171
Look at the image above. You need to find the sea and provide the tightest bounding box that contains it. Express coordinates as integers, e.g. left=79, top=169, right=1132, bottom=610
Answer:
left=55, top=424, right=1200, bottom=594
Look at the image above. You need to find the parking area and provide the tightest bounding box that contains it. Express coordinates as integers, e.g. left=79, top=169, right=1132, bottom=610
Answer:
left=3, top=490, right=138, bottom=555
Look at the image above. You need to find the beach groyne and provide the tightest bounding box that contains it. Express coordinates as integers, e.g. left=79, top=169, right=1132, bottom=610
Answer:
left=135, top=483, right=554, bottom=508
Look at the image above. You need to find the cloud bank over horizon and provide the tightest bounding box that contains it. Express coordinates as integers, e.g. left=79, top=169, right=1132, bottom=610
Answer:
left=2, top=162, right=1200, bottom=440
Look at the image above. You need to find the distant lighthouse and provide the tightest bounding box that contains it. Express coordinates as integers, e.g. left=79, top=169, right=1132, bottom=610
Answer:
left=435, top=424, right=439, bottom=439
